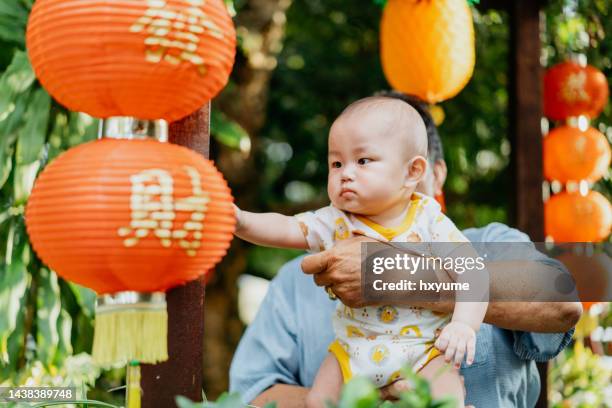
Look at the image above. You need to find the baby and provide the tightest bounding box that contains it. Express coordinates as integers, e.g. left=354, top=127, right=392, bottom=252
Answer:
left=234, top=96, right=488, bottom=407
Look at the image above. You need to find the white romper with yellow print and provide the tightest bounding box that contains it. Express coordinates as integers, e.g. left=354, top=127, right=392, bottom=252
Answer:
left=295, top=192, right=469, bottom=387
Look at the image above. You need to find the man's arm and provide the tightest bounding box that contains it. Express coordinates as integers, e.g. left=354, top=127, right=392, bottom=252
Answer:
left=229, top=262, right=303, bottom=405
left=301, top=236, right=582, bottom=332
left=252, top=384, right=309, bottom=408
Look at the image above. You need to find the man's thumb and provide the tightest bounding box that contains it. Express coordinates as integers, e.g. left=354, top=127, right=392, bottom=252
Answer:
left=301, top=251, right=328, bottom=275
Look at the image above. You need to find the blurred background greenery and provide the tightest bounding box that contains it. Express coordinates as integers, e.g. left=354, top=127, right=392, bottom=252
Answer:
left=0, top=0, right=610, bottom=405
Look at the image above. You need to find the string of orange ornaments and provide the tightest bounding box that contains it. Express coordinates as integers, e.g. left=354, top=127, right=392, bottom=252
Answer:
left=542, top=58, right=612, bottom=312
left=25, top=1, right=236, bottom=406
left=543, top=59, right=611, bottom=243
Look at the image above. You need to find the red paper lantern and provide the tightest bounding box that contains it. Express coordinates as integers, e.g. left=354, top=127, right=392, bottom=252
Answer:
left=26, top=135, right=235, bottom=364
left=26, top=0, right=236, bottom=122
left=544, top=125, right=611, bottom=183
left=544, top=61, right=609, bottom=120
left=545, top=191, right=612, bottom=242
left=26, top=138, right=235, bottom=294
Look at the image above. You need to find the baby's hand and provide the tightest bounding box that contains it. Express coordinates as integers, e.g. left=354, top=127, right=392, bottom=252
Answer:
left=434, top=321, right=476, bottom=368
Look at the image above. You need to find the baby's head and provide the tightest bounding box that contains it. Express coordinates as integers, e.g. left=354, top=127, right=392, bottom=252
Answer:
left=327, top=96, right=428, bottom=215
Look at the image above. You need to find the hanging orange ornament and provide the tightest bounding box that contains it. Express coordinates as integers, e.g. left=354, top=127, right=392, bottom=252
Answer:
left=380, top=0, right=475, bottom=103
left=544, top=125, right=611, bottom=183
left=545, top=191, right=612, bottom=242
left=26, top=0, right=236, bottom=122
left=25, top=121, right=235, bottom=365
left=543, top=61, right=609, bottom=121
left=557, top=251, right=611, bottom=311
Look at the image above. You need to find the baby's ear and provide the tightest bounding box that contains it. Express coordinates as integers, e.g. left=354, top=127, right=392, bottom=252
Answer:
left=404, top=156, right=428, bottom=186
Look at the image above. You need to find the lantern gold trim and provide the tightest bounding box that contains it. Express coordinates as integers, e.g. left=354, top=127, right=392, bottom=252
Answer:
left=99, top=117, right=168, bottom=142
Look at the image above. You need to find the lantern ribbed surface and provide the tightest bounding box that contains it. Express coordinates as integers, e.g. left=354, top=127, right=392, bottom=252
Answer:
left=545, top=191, right=612, bottom=242
left=25, top=139, right=235, bottom=294
left=26, top=0, right=236, bottom=122
left=544, top=126, right=611, bottom=183
left=544, top=61, right=609, bottom=120
left=380, top=0, right=475, bottom=103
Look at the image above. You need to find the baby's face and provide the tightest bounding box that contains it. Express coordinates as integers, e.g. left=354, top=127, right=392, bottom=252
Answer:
left=327, top=110, right=416, bottom=215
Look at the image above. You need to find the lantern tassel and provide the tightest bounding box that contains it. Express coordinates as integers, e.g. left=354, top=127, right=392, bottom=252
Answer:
left=93, top=292, right=168, bottom=365
left=126, top=361, right=142, bottom=408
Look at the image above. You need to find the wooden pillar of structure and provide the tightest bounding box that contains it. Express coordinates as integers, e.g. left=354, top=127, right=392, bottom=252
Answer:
left=140, top=104, right=211, bottom=407
left=508, top=3, right=547, bottom=406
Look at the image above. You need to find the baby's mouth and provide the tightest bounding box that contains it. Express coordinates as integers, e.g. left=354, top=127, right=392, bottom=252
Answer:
left=340, top=188, right=357, bottom=198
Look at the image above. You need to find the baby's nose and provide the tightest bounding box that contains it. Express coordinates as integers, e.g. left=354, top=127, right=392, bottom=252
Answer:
left=341, top=166, right=355, bottom=181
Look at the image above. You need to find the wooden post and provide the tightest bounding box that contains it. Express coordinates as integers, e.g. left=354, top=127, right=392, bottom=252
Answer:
left=509, top=2, right=548, bottom=408
left=509, top=0, right=545, bottom=241
left=141, top=103, right=211, bottom=407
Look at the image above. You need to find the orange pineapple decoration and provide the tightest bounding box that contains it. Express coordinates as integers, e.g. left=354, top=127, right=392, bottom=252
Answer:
left=380, top=0, right=475, bottom=103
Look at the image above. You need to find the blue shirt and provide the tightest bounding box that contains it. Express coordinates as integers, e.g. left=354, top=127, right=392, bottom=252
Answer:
left=229, top=223, right=574, bottom=407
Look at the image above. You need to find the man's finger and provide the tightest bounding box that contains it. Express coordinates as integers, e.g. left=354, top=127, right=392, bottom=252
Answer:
left=313, top=273, right=333, bottom=287
left=301, top=251, right=329, bottom=275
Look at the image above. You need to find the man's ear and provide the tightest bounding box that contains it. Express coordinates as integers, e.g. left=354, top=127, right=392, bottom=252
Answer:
left=404, top=156, right=428, bottom=187
left=432, top=160, right=447, bottom=196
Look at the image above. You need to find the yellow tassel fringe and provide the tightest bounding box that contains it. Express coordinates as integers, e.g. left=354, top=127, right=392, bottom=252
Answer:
left=92, top=309, right=168, bottom=365
left=126, top=363, right=142, bottom=408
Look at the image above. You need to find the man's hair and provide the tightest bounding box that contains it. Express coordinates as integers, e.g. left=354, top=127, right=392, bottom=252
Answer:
left=374, top=90, right=444, bottom=164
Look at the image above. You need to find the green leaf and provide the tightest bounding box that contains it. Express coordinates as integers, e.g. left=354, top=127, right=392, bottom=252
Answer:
left=0, top=260, right=29, bottom=364
left=0, top=50, right=35, bottom=115
left=0, top=89, right=32, bottom=190
left=210, top=109, right=250, bottom=152
left=0, top=151, right=12, bottom=189
left=213, top=392, right=245, bottom=408
left=0, top=1, right=29, bottom=45
left=338, top=376, right=380, bottom=408
left=68, top=282, right=96, bottom=317
left=176, top=395, right=205, bottom=408
left=12, top=160, right=40, bottom=205
left=16, top=87, right=50, bottom=164
left=35, top=268, right=61, bottom=367
left=53, top=308, right=73, bottom=365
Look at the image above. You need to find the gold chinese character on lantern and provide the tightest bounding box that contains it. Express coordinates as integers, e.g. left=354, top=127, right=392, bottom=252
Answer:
left=561, top=71, right=589, bottom=103
left=118, top=166, right=210, bottom=256
left=130, top=0, right=224, bottom=75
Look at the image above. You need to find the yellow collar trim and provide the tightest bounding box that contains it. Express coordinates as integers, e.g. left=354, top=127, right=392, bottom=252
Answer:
left=355, top=195, right=422, bottom=241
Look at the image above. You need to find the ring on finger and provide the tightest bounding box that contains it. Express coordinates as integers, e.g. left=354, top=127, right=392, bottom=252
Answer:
left=325, top=286, right=337, bottom=300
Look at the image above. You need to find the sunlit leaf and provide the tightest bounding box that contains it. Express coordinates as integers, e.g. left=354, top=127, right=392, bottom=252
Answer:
left=0, top=50, right=34, bottom=115
left=211, top=109, right=250, bottom=152
left=0, top=259, right=29, bottom=365
left=16, top=87, right=51, bottom=164
left=36, top=267, right=61, bottom=367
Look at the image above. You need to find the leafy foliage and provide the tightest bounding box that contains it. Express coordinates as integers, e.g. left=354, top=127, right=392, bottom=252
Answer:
left=176, top=367, right=456, bottom=408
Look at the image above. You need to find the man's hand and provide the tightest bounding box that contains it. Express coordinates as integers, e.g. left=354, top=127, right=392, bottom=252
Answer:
left=301, top=235, right=375, bottom=308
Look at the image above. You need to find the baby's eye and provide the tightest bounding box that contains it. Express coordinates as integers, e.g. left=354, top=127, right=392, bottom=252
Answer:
left=331, top=161, right=342, bottom=168
left=358, top=158, right=372, bottom=165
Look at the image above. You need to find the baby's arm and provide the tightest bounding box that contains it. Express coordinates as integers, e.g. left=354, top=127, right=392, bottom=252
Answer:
left=234, top=205, right=309, bottom=250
